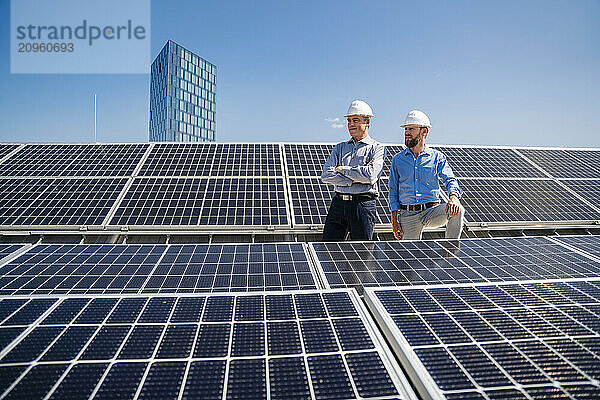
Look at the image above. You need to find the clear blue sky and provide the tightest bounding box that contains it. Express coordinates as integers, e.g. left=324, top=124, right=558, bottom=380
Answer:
left=0, top=0, right=598, bottom=146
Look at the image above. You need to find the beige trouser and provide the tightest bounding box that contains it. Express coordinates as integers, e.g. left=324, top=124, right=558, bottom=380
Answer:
left=399, top=203, right=464, bottom=240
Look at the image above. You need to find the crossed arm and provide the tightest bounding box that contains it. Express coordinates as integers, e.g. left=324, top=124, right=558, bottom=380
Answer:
left=321, top=144, right=385, bottom=186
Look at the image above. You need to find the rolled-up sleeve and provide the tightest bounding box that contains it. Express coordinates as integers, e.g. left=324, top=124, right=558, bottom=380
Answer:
left=437, top=153, right=463, bottom=197
left=339, top=144, right=385, bottom=185
left=321, top=144, right=353, bottom=186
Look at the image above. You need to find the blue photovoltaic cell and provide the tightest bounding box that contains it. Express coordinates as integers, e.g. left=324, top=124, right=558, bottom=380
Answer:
left=0, top=245, right=23, bottom=262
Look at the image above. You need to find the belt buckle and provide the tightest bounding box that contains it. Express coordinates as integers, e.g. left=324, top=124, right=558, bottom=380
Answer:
left=412, top=204, right=424, bottom=212
left=341, top=194, right=351, bottom=201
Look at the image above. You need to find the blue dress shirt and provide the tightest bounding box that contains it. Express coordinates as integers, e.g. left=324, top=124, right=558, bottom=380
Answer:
left=389, top=146, right=462, bottom=211
left=321, top=135, right=385, bottom=195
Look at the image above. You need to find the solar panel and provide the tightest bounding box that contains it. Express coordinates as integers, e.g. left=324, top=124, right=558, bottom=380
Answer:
left=0, top=243, right=319, bottom=295
left=517, top=148, right=600, bottom=179
left=0, top=144, right=20, bottom=161
left=111, top=177, right=289, bottom=226
left=458, top=178, right=600, bottom=224
left=383, top=145, right=403, bottom=177
left=110, top=177, right=207, bottom=225
left=0, top=244, right=165, bottom=296
left=0, top=245, right=24, bottom=262
left=0, top=144, right=149, bottom=177
left=310, top=236, right=600, bottom=294
left=365, top=279, right=600, bottom=399
left=431, top=146, right=546, bottom=178
left=145, top=243, right=317, bottom=293
left=288, top=177, right=390, bottom=227
left=561, top=179, right=600, bottom=210
left=288, top=178, right=334, bottom=225
left=284, top=144, right=333, bottom=177
left=0, top=178, right=128, bottom=226
left=0, top=179, right=47, bottom=225
left=211, top=144, right=282, bottom=176
left=140, top=143, right=282, bottom=177
left=0, top=290, right=416, bottom=400
left=552, top=235, right=600, bottom=260
left=138, top=143, right=217, bottom=176
left=199, top=177, right=288, bottom=226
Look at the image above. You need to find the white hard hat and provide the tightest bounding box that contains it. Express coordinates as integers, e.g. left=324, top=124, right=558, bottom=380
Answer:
left=400, top=110, right=431, bottom=128
left=344, top=100, right=374, bottom=118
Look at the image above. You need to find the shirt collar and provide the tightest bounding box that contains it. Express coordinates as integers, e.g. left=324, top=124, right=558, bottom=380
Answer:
left=347, top=135, right=375, bottom=145
left=403, top=145, right=432, bottom=157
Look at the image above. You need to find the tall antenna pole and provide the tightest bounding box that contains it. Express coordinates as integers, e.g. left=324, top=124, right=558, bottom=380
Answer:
left=94, top=94, right=97, bottom=143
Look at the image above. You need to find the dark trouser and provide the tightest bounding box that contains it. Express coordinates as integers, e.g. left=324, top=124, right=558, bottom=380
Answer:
left=322, top=196, right=377, bottom=241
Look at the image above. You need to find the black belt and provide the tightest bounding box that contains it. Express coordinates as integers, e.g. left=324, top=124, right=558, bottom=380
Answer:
left=335, top=192, right=377, bottom=201
left=400, top=202, right=439, bottom=212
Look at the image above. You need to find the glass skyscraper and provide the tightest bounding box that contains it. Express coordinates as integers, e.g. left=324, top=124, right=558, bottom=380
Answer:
left=149, top=40, right=216, bottom=142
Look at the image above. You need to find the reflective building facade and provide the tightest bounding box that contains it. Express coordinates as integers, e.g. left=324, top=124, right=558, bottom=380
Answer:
left=149, top=40, right=216, bottom=142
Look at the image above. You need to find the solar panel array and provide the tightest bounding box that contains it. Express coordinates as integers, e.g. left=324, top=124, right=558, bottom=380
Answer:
left=517, top=148, right=600, bottom=179
left=365, top=279, right=600, bottom=399
left=0, top=243, right=318, bottom=295
left=423, top=146, right=600, bottom=227
left=1, top=235, right=600, bottom=398
left=284, top=144, right=333, bottom=177
left=432, top=146, right=547, bottom=178
left=458, top=178, right=599, bottom=224
left=2, top=140, right=600, bottom=400
left=0, top=290, right=415, bottom=400
left=311, top=236, right=600, bottom=294
left=110, top=177, right=288, bottom=226
left=0, top=142, right=597, bottom=231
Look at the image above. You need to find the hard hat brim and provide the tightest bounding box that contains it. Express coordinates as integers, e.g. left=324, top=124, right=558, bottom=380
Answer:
left=344, top=114, right=374, bottom=118
left=400, top=124, right=431, bottom=128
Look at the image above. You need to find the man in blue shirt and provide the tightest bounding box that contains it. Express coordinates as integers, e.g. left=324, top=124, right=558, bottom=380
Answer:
left=321, top=100, right=386, bottom=241
left=389, top=110, right=464, bottom=240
